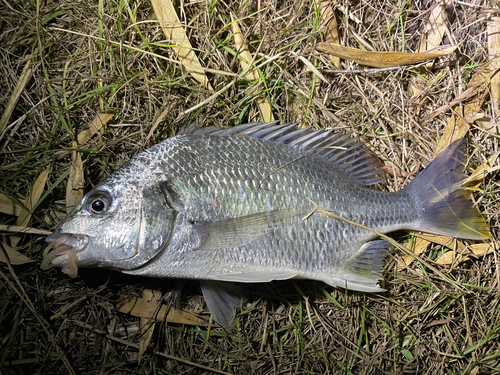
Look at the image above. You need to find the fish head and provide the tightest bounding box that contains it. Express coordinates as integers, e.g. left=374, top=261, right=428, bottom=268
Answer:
left=45, top=166, right=176, bottom=277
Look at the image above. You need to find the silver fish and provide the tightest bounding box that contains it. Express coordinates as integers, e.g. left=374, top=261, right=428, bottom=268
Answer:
left=44, top=123, right=491, bottom=327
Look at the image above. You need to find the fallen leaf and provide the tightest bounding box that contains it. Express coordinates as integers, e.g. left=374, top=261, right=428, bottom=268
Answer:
left=11, top=166, right=51, bottom=248
left=413, top=233, right=467, bottom=252
left=297, top=55, right=329, bottom=84
left=0, top=193, right=23, bottom=217
left=487, top=15, right=500, bottom=113
left=77, top=111, right=115, bottom=145
left=0, top=224, right=52, bottom=235
left=104, top=295, right=208, bottom=326
left=66, top=141, right=85, bottom=214
left=317, top=0, right=340, bottom=68
left=468, top=243, right=495, bottom=257
left=232, top=16, right=274, bottom=122
left=401, top=233, right=470, bottom=268
left=434, top=242, right=496, bottom=266
left=399, top=236, right=431, bottom=269
left=150, top=0, right=214, bottom=93
left=0, top=241, right=34, bottom=265
left=434, top=250, right=471, bottom=265
left=315, top=43, right=457, bottom=69
left=433, top=69, right=491, bottom=156
left=0, top=57, right=34, bottom=142
left=465, top=151, right=500, bottom=189
left=138, top=289, right=162, bottom=362
left=409, top=0, right=453, bottom=108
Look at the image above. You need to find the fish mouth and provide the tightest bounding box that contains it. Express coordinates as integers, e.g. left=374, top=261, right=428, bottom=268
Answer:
left=41, top=233, right=89, bottom=277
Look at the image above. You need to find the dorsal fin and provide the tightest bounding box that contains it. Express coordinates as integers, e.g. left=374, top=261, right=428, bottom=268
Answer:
left=181, top=122, right=385, bottom=186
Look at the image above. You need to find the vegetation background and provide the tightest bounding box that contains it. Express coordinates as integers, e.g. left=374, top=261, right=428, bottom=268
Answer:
left=1, top=0, right=499, bottom=374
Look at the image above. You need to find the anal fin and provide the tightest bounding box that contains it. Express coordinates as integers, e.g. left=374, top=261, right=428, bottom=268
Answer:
left=324, top=240, right=391, bottom=292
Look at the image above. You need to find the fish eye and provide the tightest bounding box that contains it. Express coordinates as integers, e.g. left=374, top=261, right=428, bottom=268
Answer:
left=86, top=192, right=112, bottom=214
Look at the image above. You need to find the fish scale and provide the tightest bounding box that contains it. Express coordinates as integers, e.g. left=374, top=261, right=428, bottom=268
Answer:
left=45, top=123, right=491, bottom=327
left=126, top=135, right=406, bottom=279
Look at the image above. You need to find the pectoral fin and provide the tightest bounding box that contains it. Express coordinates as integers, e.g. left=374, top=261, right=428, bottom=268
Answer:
left=195, top=209, right=305, bottom=251
left=200, top=281, right=241, bottom=328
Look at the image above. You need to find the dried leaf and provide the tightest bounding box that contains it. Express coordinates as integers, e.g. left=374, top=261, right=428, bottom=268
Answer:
left=317, top=0, right=341, bottom=68
left=434, top=242, right=496, bottom=266
left=11, top=166, right=51, bottom=248
left=77, top=111, right=115, bottom=145
left=315, top=43, right=457, bottom=69
left=0, top=241, right=34, bottom=265
left=409, top=0, right=452, bottom=104
left=475, top=115, right=496, bottom=133
left=414, top=233, right=467, bottom=252
left=0, top=225, right=52, bottom=235
left=0, top=193, right=23, bottom=217
left=468, top=243, right=495, bottom=257
left=0, top=57, right=34, bottom=141
left=464, top=151, right=500, bottom=189
left=487, top=15, right=500, bottom=113
left=66, top=141, right=85, bottom=214
left=232, top=17, right=274, bottom=122
left=433, top=69, right=491, bottom=157
left=150, top=0, right=214, bottom=93
left=399, top=237, right=431, bottom=269
left=434, top=250, right=471, bottom=265
left=106, top=295, right=208, bottom=326
left=138, top=289, right=162, bottom=362
left=297, top=56, right=329, bottom=84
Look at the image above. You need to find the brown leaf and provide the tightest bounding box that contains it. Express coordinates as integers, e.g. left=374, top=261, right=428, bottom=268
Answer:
left=399, top=236, right=431, bottom=269
left=409, top=0, right=453, bottom=105
left=11, top=166, right=51, bottom=248
left=105, top=295, right=208, bottom=326
left=0, top=57, right=34, bottom=142
left=468, top=243, right=495, bottom=257
left=423, top=63, right=496, bottom=136
left=487, top=15, right=500, bottom=113
left=315, top=43, right=457, bottom=69
left=66, top=141, right=85, bottom=214
left=464, top=151, right=500, bottom=189
left=0, top=225, right=52, bottom=235
left=232, top=16, right=273, bottom=122
left=413, top=233, right=467, bottom=252
left=77, top=111, right=115, bottom=145
left=433, top=69, right=491, bottom=157
left=138, top=289, right=162, bottom=362
left=0, top=241, right=34, bottom=265
left=434, top=242, right=496, bottom=266
left=317, top=0, right=341, bottom=68
left=150, top=0, right=214, bottom=93
left=0, top=193, right=23, bottom=217
left=434, top=250, right=471, bottom=266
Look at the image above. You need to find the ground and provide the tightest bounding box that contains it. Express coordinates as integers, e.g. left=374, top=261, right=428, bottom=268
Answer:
left=1, top=0, right=499, bottom=374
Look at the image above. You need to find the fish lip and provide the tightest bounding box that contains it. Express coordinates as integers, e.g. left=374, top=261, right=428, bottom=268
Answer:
left=46, top=232, right=90, bottom=255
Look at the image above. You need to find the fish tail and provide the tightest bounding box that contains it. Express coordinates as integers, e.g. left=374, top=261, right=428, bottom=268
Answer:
left=405, top=139, right=491, bottom=240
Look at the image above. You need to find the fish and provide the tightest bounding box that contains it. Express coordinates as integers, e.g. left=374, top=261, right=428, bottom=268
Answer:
left=43, top=122, right=491, bottom=327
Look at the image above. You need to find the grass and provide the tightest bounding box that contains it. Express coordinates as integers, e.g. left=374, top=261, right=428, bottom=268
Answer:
left=1, top=0, right=500, bottom=374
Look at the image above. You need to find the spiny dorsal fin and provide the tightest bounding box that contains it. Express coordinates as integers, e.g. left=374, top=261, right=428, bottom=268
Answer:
left=182, top=122, right=385, bottom=186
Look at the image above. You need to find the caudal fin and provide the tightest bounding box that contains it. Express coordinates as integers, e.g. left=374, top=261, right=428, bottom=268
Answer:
left=405, top=139, right=490, bottom=240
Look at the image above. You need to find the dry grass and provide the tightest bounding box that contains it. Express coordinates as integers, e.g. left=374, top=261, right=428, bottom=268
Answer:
left=1, top=0, right=499, bottom=374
